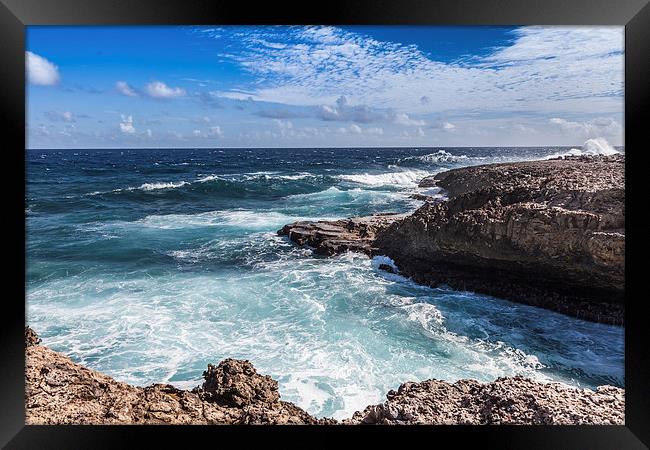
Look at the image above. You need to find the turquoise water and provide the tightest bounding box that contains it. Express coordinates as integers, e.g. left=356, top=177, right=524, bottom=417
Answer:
left=26, top=147, right=624, bottom=419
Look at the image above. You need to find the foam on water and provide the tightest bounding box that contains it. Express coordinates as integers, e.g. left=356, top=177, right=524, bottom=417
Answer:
left=26, top=147, right=624, bottom=421
left=544, top=137, right=620, bottom=159
left=338, top=169, right=431, bottom=188
left=28, top=249, right=622, bottom=419
left=139, top=181, right=190, bottom=191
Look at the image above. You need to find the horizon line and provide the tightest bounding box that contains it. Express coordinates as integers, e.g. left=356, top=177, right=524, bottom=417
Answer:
left=27, top=144, right=625, bottom=151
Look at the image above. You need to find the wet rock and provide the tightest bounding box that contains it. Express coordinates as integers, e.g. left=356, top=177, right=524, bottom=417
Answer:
left=345, top=376, right=624, bottom=425
left=378, top=263, right=396, bottom=274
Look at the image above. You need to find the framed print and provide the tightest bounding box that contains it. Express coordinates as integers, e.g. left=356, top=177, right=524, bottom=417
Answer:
left=1, top=0, right=649, bottom=447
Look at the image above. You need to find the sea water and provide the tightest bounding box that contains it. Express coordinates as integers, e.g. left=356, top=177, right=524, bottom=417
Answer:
left=26, top=146, right=624, bottom=419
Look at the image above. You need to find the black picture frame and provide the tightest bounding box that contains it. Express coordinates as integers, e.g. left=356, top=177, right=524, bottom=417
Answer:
left=2, top=0, right=649, bottom=447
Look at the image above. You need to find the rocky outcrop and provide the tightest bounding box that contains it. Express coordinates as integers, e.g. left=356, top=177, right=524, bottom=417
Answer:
left=25, top=327, right=332, bottom=425
left=345, top=376, right=624, bottom=425
left=278, top=213, right=405, bottom=256
left=25, top=327, right=625, bottom=425
left=374, top=155, right=624, bottom=324
left=280, top=155, right=625, bottom=324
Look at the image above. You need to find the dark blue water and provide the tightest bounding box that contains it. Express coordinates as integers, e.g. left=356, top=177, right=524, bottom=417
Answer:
left=26, top=146, right=624, bottom=419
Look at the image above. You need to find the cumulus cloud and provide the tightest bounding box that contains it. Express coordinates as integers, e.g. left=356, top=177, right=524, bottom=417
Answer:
left=116, top=81, right=138, bottom=97
left=549, top=117, right=622, bottom=138
left=26, top=51, right=60, bottom=86
left=119, top=115, right=136, bottom=134
left=192, top=116, right=212, bottom=124
left=315, top=96, right=425, bottom=127
left=337, top=124, right=385, bottom=136
left=44, top=111, right=75, bottom=122
left=192, top=126, right=223, bottom=138
left=209, top=126, right=223, bottom=137
left=428, top=121, right=456, bottom=131
left=145, top=81, right=186, bottom=98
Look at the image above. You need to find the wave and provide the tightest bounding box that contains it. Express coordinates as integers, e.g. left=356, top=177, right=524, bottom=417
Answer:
left=338, top=169, right=430, bottom=188
left=399, top=150, right=469, bottom=164
left=544, top=137, right=620, bottom=159
left=86, top=171, right=331, bottom=199
left=139, top=181, right=190, bottom=191
left=135, top=210, right=304, bottom=230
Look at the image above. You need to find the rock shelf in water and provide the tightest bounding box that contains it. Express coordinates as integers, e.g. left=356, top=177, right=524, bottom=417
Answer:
left=280, top=155, right=625, bottom=325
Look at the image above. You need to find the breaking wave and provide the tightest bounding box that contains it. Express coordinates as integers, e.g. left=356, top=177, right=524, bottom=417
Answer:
left=545, top=137, right=621, bottom=159
left=338, top=170, right=430, bottom=188
left=399, top=150, right=469, bottom=164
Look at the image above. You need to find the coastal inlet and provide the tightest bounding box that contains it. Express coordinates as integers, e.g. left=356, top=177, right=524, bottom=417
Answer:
left=26, top=146, right=624, bottom=420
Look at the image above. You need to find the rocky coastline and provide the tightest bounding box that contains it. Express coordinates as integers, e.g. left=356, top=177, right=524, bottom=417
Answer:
left=25, top=327, right=624, bottom=425
left=279, top=155, right=625, bottom=325
left=25, top=155, right=626, bottom=425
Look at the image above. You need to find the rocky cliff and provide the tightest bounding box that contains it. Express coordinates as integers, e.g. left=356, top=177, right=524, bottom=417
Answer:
left=281, top=155, right=625, bottom=324
left=24, top=327, right=625, bottom=425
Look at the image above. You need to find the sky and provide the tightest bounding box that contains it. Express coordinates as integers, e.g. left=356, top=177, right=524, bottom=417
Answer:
left=26, top=25, right=624, bottom=148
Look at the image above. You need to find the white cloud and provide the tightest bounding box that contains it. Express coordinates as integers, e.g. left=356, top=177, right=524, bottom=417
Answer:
left=145, top=81, right=186, bottom=98
left=26, top=51, right=60, bottom=86
left=119, top=115, right=135, bottom=134
left=274, top=119, right=293, bottom=129
left=394, top=113, right=426, bottom=126
left=549, top=117, right=622, bottom=138
left=209, top=126, right=223, bottom=137
left=192, top=126, right=223, bottom=138
left=337, top=124, right=385, bottom=136
left=210, top=26, right=623, bottom=119
left=44, top=111, right=75, bottom=122
left=116, top=81, right=138, bottom=97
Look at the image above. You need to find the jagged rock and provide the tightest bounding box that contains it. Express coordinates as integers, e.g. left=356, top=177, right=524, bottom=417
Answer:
left=24, top=329, right=624, bottom=425
left=278, top=213, right=405, bottom=256
left=196, top=359, right=280, bottom=407
left=25, top=330, right=333, bottom=425
left=345, top=376, right=624, bottom=425
left=25, top=326, right=41, bottom=347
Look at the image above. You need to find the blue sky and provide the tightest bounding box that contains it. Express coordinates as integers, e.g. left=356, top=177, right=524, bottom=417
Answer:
left=26, top=25, right=624, bottom=148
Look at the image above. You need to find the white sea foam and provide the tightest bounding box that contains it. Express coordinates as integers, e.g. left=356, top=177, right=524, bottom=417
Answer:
left=135, top=210, right=302, bottom=230
left=338, top=169, right=430, bottom=188
left=138, top=181, right=189, bottom=191
left=28, top=246, right=624, bottom=420
left=401, top=150, right=469, bottom=164
left=544, top=137, right=620, bottom=159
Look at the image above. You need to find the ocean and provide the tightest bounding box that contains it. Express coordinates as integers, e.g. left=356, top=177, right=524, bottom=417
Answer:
left=26, top=146, right=624, bottom=419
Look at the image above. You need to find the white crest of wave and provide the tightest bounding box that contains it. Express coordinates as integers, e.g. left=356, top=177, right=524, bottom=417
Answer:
left=138, top=181, right=189, bottom=191
left=402, top=150, right=469, bottom=164
left=338, top=169, right=429, bottom=187
left=545, top=137, right=620, bottom=159
left=579, top=137, right=620, bottom=155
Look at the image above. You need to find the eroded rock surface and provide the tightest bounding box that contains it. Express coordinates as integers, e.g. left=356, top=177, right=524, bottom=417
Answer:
left=24, top=327, right=625, bottom=425
left=345, top=376, right=624, bottom=425
left=279, top=155, right=625, bottom=324
left=375, top=155, right=624, bottom=324
left=278, top=213, right=405, bottom=256
left=25, top=328, right=332, bottom=425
